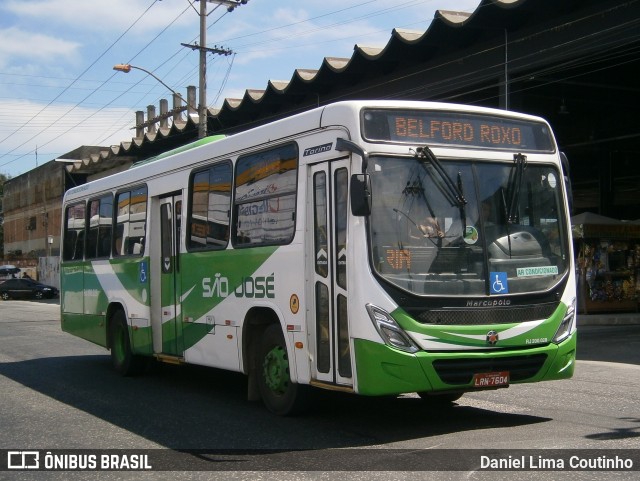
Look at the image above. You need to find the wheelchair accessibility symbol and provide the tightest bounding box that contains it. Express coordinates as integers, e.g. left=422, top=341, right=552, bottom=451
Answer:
left=490, top=272, right=509, bottom=294
left=139, top=261, right=148, bottom=283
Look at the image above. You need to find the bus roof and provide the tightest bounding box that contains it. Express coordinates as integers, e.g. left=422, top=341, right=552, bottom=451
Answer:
left=62, top=100, right=552, bottom=203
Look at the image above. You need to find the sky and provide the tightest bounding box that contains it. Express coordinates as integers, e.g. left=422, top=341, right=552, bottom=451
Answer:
left=0, top=0, right=481, bottom=179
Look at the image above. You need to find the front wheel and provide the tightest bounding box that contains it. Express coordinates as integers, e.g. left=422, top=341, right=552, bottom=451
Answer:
left=256, top=324, right=307, bottom=415
left=35, top=291, right=44, bottom=300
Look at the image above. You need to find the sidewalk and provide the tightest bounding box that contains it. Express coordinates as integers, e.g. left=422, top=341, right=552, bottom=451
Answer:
left=577, top=312, right=640, bottom=326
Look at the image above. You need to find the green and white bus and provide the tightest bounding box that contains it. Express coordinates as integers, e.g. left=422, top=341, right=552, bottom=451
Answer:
left=61, top=100, right=576, bottom=415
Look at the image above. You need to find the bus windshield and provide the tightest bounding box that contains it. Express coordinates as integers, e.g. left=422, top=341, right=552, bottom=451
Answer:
left=368, top=155, right=569, bottom=297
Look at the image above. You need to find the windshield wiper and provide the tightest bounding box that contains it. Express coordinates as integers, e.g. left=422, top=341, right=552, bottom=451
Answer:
left=414, top=146, right=467, bottom=208
left=457, top=171, right=467, bottom=232
left=506, top=153, right=527, bottom=224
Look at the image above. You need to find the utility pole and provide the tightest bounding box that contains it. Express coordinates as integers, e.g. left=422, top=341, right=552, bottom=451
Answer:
left=199, top=0, right=209, bottom=139
left=182, top=1, right=246, bottom=139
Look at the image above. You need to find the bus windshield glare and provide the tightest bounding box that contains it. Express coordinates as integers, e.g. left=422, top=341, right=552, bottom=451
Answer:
left=368, top=155, right=569, bottom=296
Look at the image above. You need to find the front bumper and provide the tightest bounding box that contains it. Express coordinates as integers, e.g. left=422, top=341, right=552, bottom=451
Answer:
left=354, top=330, right=576, bottom=396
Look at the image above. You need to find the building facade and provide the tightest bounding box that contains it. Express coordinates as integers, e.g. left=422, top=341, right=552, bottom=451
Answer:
left=2, top=0, right=640, bottom=265
left=1, top=147, right=98, bottom=262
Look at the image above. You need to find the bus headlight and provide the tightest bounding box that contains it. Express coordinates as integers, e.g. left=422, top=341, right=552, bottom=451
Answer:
left=553, top=299, right=576, bottom=344
left=366, top=304, right=419, bottom=353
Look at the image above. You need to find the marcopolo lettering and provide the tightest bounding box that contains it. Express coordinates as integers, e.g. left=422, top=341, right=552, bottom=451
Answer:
left=466, top=299, right=512, bottom=307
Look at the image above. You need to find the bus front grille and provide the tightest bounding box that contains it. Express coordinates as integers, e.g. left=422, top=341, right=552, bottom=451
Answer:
left=432, top=353, right=548, bottom=385
left=414, top=303, right=559, bottom=325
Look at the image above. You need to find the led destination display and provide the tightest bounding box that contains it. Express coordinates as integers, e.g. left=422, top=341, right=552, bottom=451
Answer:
left=362, top=109, right=555, bottom=152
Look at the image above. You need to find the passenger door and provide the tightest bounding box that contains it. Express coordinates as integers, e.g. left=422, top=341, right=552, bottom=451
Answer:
left=153, top=193, right=183, bottom=356
left=308, top=160, right=353, bottom=387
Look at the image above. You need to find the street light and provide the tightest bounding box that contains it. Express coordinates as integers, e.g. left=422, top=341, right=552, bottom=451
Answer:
left=113, top=64, right=196, bottom=127
left=113, top=64, right=183, bottom=100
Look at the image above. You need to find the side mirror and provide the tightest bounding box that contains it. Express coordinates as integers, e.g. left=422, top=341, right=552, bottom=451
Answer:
left=560, top=152, right=573, bottom=214
left=350, top=174, right=371, bottom=216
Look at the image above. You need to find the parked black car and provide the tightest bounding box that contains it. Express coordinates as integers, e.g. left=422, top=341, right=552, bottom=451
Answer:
left=0, top=278, right=59, bottom=300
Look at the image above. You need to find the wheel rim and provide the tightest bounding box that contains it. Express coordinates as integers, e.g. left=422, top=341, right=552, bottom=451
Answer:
left=1, top=293, right=8, bottom=300
left=262, top=345, right=289, bottom=395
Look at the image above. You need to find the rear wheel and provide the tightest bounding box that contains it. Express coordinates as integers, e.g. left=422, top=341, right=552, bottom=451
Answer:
left=110, top=310, right=148, bottom=376
left=1, top=292, right=10, bottom=301
left=256, top=324, right=307, bottom=415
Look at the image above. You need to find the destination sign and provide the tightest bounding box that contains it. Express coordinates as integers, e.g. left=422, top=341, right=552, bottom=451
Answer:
left=362, top=109, right=555, bottom=152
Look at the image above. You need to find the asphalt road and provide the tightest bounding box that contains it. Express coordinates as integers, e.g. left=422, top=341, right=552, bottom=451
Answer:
left=1, top=300, right=639, bottom=480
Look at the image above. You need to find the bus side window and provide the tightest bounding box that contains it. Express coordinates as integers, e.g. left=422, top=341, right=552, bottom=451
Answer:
left=74, top=230, right=85, bottom=260
left=114, top=224, right=125, bottom=256
left=86, top=199, right=99, bottom=259
left=98, top=229, right=112, bottom=257
left=63, top=231, right=76, bottom=261
left=233, top=144, right=298, bottom=247
left=188, top=162, right=232, bottom=250
left=86, top=194, right=113, bottom=259
left=114, top=191, right=130, bottom=258
left=114, top=186, right=147, bottom=257
left=63, top=202, right=86, bottom=262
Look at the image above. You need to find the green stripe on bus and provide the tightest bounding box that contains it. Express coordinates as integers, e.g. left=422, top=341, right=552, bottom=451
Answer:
left=391, top=303, right=568, bottom=349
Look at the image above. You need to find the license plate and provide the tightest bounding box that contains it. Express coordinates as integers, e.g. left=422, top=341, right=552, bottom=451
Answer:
left=472, top=371, right=510, bottom=387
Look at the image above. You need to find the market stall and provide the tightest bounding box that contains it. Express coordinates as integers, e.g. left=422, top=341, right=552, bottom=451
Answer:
left=573, top=212, right=640, bottom=313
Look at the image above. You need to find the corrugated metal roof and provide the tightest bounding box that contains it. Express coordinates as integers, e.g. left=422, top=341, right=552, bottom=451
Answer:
left=65, top=0, right=604, bottom=175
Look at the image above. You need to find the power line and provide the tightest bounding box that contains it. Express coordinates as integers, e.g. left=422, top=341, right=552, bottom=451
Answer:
left=0, top=1, right=194, bottom=170
left=233, top=0, right=426, bottom=51
left=4, top=1, right=627, bottom=177
left=0, top=0, right=160, bottom=154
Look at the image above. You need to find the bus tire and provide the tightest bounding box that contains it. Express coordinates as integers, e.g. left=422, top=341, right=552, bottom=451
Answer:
left=110, top=310, right=146, bottom=376
left=256, top=324, right=307, bottom=416
left=417, top=391, right=463, bottom=406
